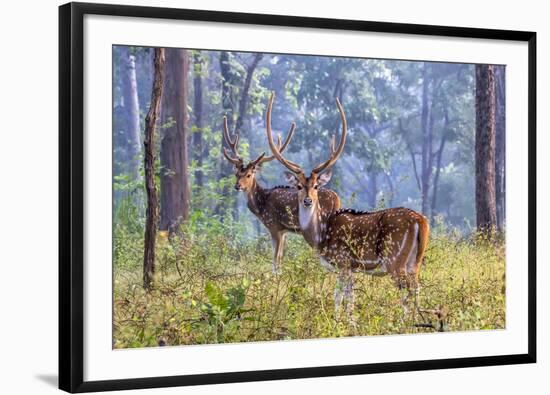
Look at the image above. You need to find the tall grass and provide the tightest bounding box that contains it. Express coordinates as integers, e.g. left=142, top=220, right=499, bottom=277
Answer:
left=113, top=221, right=505, bottom=348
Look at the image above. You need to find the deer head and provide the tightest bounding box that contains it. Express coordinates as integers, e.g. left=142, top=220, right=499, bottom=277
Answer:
left=265, top=92, right=347, bottom=210
left=222, top=114, right=295, bottom=192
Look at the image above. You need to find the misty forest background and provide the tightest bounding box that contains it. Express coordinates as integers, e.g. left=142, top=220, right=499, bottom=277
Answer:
left=113, top=46, right=506, bottom=347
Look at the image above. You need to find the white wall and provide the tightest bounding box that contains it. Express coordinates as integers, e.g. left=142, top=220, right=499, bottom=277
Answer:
left=0, top=0, right=546, bottom=393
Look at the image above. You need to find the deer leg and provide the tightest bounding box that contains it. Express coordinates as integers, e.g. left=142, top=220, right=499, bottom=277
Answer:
left=398, top=281, right=410, bottom=316
left=275, top=232, right=286, bottom=274
left=396, top=274, right=423, bottom=322
left=334, top=273, right=345, bottom=319
left=384, top=225, right=420, bottom=318
left=407, top=274, right=421, bottom=320
left=390, top=272, right=412, bottom=318
left=342, top=269, right=356, bottom=325
left=404, top=230, right=421, bottom=318
left=270, top=232, right=284, bottom=275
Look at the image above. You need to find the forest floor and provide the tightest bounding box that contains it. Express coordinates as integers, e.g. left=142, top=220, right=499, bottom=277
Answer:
left=113, top=228, right=505, bottom=348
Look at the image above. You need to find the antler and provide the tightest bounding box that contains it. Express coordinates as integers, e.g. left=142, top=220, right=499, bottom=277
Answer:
left=223, top=105, right=296, bottom=168
left=265, top=92, right=304, bottom=175
left=252, top=122, right=296, bottom=166
left=222, top=116, right=243, bottom=166
left=311, top=97, right=347, bottom=174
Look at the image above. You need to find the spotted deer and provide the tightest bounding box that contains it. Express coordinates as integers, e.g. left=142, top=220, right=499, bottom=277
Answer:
left=265, top=93, right=430, bottom=318
left=222, top=114, right=341, bottom=274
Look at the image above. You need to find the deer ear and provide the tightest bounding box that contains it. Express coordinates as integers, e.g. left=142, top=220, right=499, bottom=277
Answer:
left=284, top=171, right=300, bottom=187
left=317, top=171, right=332, bottom=186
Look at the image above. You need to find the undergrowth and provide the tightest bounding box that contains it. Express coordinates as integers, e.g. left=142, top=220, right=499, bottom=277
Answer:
left=113, top=222, right=505, bottom=348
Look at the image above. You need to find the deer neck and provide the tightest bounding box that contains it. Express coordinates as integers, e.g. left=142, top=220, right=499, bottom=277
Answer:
left=246, top=179, right=265, bottom=217
left=298, top=203, right=323, bottom=248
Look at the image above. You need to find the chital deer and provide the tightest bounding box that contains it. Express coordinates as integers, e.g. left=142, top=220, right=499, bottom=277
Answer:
left=265, top=93, right=430, bottom=318
left=222, top=114, right=341, bottom=274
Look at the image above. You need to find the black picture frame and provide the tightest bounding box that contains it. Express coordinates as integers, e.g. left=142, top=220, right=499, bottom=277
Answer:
left=59, top=2, right=537, bottom=393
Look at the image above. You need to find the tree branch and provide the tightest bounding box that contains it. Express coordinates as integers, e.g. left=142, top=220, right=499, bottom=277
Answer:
left=234, top=53, right=263, bottom=137
left=399, top=118, right=422, bottom=192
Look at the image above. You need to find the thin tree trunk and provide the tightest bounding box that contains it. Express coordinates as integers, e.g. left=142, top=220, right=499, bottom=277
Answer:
left=143, top=48, right=165, bottom=290
left=475, top=64, right=497, bottom=232
left=193, top=52, right=204, bottom=188
left=384, top=172, right=395, bottom=207
left=398, top=118, right=421, bottom=193
left=234, top=53, right=263, bottom=137
left=120, top=46, right=142, bottom=181
left=368, top=174, right=377, bottom=209
left=430, top=113, right=449, bottom=221
left=234, top=54, right=263, bottom=220
left=217, top=51, right=235, bottom=218
left=160, top=49, right=191, bottom=233
left=420, top=63, right=431, bottom=215
left=217, top=52, right=263, bottom=219
left=495, top=66, right=506, bottom=231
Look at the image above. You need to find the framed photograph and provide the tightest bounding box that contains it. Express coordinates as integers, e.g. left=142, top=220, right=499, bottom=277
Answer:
left=59, top=2, right=536, bottom=392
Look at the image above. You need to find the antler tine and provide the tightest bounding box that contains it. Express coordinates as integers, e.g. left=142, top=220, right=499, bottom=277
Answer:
left=222, top=147, right=242, bottom=166
left=264, top=92, right=303, bottom=174
left=222, top=115, right=242, bottom=166
left=312, top=97, right=348, bottom=174
left=330, top=134, right=336, bottom=154
left=278, top=122, right=296, bottom=153
left=223, top=116, right=240, bottom=152
left=256, top=122, right=296, bottom=165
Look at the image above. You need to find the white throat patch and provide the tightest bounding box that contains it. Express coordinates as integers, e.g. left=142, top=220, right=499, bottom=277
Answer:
left=299, top=204, right=320, bottom=245
left=299, top=204, right=316, bottom=228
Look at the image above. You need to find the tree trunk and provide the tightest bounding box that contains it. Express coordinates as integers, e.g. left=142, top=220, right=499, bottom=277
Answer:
left=143, top=48, right=165, bottom=290
left=234, top=53, right=263, bottom=138
left=217, top=52, right=263, bottom=219
left=232, top=53, right=263, bottom=220
left=420, top=63, right=431, bottom=215
left=120, top=46, right=142, bottom=181
left=217, top=51, right=235, bottom=218
left=193, top=52, right=204, bottom=188
left=384, top=172, right=395, bottom=207
left=495, top=66, right=506, bottom=231
left=475, top=64, right=497, bottom=232
left=160, top=49, right=191, bottom=233
left=399, top=119, right=422, bottom=193
left=430, top=108, right=449, bottom=222
left=368, top=174, right=377, bottom=209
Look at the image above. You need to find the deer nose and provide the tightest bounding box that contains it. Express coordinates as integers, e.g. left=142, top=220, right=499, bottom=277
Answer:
left=234, top=184, right=241, bottom=191
left=303, top=197, right=313, bottom=207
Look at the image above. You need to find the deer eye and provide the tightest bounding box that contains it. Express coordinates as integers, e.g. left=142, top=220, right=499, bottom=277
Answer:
left=314, top=185, right=319, bottom=190
left=247, top=174, right=251, bottom=178
left=296, top=185, right=303, bottom=190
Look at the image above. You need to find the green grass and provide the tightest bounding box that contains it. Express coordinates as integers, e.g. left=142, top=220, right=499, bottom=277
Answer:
left=113, top=226, right=505, bottom=348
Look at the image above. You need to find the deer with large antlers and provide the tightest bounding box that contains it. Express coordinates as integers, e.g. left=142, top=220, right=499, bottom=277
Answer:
left=265, top=92, right=430, bottom=318
left=222, top=111, right=341, bottom=274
